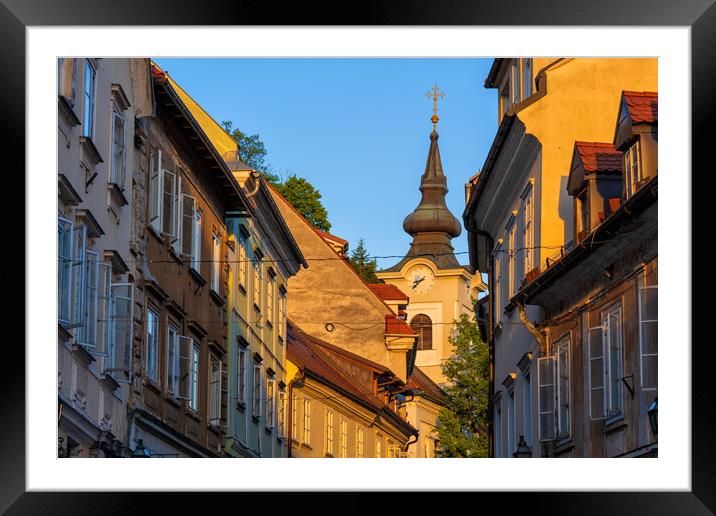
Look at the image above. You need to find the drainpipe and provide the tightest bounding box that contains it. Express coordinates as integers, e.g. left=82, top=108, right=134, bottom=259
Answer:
left=286, top=370, right=305, bottom=458
left=403, top=433, right=419, bottom=456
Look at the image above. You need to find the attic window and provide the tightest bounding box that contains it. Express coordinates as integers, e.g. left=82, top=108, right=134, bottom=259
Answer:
left=624, top=139, right=643, bottom=199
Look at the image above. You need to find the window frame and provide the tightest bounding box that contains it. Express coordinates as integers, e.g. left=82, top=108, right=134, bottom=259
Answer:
left=252, top=360, right=262, bottom=420
left=209, top=355, right=222, bottom=427
left=493, top=243, right=503, bottom=325
left=624, top=139, right=643, bottom=198
left=522, top=370, right=533, bottom=446
left=507, top=387, right=516, bottom=456
left=507, top=222, right=516, bottom=297
left=211, top=231, right=221, bottom=294
left=302, top=398, right=311, bottom=444
left=356, top=426, right=365, bottom=458
left=555, top=333, right=571, bottom=438
left=145, top=306, right=160, bottom=383
left=324, top=409, right=334, bottom=456
left=189, top=340, right=200, bottom=412
left=339, top=418, right=348, bottom=458
left=191, top=209, right=202, bottom=273
left=265, top=375, right=276, bottom=432
left=521, top=58, right=533, bottom=99
left=604, top=302, right=625, bottom=418
left=109, top=102, right=126, bottom=188
left=522, top=183, right=535, bottom=276
left=82, top=59, right=96, bottom=138
left=410, top=314, right=433, bottom=351
left=166, top=322, right=180, bottom=397
left=638, top=275, right=658, bottom=391
left=494, top=399, right=502, bottom=456
left=236, top=344, right=247, bottom=406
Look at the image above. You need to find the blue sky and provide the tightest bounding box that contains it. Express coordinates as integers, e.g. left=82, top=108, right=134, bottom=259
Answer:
left=155, top=58, right=497, bottom=269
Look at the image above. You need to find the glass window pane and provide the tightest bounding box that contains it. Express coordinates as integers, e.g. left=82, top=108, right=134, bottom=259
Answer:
left=642, top=320, right=658, bottom=355
left=642, top=355, right=658, bottom=390
left=640, top=288, right=658, bottom=321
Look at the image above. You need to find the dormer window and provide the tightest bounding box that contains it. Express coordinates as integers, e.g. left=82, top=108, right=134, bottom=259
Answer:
left=623, top=139, right=642, bottom=198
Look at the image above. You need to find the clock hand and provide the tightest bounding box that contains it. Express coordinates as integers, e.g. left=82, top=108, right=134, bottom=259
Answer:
left=412, top=276, right=425, bottom=289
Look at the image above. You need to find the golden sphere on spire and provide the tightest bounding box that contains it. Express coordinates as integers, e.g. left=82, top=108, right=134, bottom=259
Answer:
left=431, top=114, right=439, bottom=124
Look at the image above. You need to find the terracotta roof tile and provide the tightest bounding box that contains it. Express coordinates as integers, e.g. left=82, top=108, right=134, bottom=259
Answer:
left=574, top=141, right=623, bottom=174
left=315, top=228, right=348, bottom=246
left=406, top=367, right=446, bottom=402
left=368, top=283, right=410, bottom=302
left=385, top=314, right=416, bottom=336
left=623, top=91, right=658, bottom=124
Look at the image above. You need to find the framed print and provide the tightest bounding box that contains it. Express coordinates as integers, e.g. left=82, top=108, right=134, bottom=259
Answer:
left=5, top=0, right=713, bottom=513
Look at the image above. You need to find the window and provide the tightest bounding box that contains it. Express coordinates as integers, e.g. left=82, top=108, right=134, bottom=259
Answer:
left=410, top=314, right=433, bottom=350
left=639, top=275, right=658, bottom=390
left=266, top=376, right=275, bottom=431
left=82, top=60, right=95, bottom=138
left=167, top=323, right=180, bottom=396
left=375, top=435, right=383, bottom=458
left=266, top=273, right=275, bottom=326
left=522, top=185, right=534, bottom=275
left=575, top=186, right=590, bottom=241
left=324, top=409, right=334, bottom=456
left=521, top=58, right=533, bottom=98
left=253, top=251, right=263, bottom=310
left=556, top=335, right=571, bottom=437
left=107, top=282, right=134, bottom=381
left=148, top=150, right=188, bottom=252
left=253, top=361, right=262, bottom=420
left=278, top=288, right=287, bottom=342
left=211, top=232, right=221, bottom=293
left=191, top=210, right=201, bottom=272
left=57, top=218, right=73, bottom=324
left=179, top=193, right=196, bottom=258
left=387, top=440, right=399, bottom=458
left=110, top=105, right=126, bottom=188
left=237, top=231, right=248, bottom=290
left=624, top=139, right=643, bottom=198
left=494, top=400, right=503, bottom=456
left=588, top=302, right=624, bottom=419
left=237, top=344, right=247, bottom=405
left=500, top=81, right=510, bottom=116
left=162, top=167, right=178, bottom=241
left=523, top=371, right=533, bottom=446
left=340, top=419, right=348, bottom=458
left=278, top=389, right=286, bottom=438
left=507, top=389, right=516, bottom=455
left=302, top=398, right=311, bottom=444
left=511, top=59, right=520, bottom=105
left=70, top=225, right=87, bottom=328
left=356, top=427, right=365, bottom=458
left=189, top=342, right=199, bottom=412
left=209, top=356, right=221, bottom=426
left=507, top=223, right=516, bottom=297
left=291, top=394, right=299, bottom=441
left=145, top=308, right=159, bottom=382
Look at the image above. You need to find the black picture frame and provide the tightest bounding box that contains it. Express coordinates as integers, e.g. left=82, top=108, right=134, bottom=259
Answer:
left=5, top=1, right=711, bottom=513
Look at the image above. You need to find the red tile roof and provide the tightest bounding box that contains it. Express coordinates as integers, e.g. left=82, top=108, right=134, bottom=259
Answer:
left=368, top=283, right=410, bottom=303
left=406, top=367, right=446, bottom=402
left=574, top=141, right=622, bottom=173
left=385, top=314, right=416, bottom=336
left=623, top=91, right=658, bottom=124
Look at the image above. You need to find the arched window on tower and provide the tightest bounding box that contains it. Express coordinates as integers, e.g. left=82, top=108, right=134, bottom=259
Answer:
left=410, top=314, right=433, bottom=350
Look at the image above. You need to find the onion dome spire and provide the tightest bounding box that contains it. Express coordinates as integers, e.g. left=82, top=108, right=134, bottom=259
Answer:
left=382, top=84, right=463, bottom=272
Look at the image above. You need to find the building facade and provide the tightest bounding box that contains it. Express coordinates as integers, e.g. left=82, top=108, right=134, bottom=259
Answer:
left=123, top=64, right=256, bottom=457
left=463, top=58, right=658, bottom=457
left=286, top=322, right=418, bottom=458
left=57, top=58, right=152, bottom=457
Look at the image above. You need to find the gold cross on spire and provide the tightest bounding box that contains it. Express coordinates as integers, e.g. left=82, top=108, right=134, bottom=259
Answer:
left=426, top=82, right=445, bottom=130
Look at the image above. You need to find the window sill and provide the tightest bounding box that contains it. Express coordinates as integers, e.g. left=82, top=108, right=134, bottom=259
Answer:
left=185, top=408, right=201, bottom=422
left=604, top=414, right=627, bottom=434
left=189, top=267, right=207, bottom=287
left=236, top=401, right=246, bottom=412
left=79, top=135, right=103, bottom=165
left=164, top=393, right=182, bottom=408
left=207, top=423, right=222, bottom=435
left=553, top=436, right=575, bottom=456
left=210, top=289, right=226, bottom=307
left=265, top=427, right=274, bottom=435
left=168, top=246, right=184, bottom=265
left=100, top=373, right=121, bottom=392
left=253, top=303, right=262, bottom=314
left=143, top=378, right=161, bottom=395
left=147, top=224, right=164, bottom=244
left=107, top=181, right=128, bottom=208
left=238, top=283, right=247, bottom=296
left=251, top=415, right=260, bottom=424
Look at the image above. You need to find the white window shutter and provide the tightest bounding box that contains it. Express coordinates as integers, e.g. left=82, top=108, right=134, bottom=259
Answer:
left=220, top=361, right=229, bottom=428
left=69, top=225, right=87, bottom=329
left=181, top=194, right=195, bottom=256
left=91, top=262, right=112, bottom=357
left=588, top=326, right=606, bottom=419
left=177, top=336, right=193, bottom=400
left=537, top=355, right=556, bottom=441
left=107, top=283, right=134, bottom=382
left=79, top=251, right=99, bottom=348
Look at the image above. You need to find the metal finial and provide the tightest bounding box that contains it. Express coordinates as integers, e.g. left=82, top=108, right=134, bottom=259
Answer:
left=425, top=82, right=445, bottom=131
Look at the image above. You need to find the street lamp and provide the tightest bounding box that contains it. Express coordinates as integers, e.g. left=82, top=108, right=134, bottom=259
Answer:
left=131, top=439, right=151, bottom=458
left=647, top=398, right=658, bottom=435
left=513, top=435, right=532, bottom=458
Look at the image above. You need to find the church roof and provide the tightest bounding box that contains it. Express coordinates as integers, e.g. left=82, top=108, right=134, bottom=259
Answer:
left=368, top=283, right=410, bottom=303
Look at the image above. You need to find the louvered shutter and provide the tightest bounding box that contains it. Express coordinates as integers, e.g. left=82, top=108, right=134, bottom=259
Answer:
left=537, top=355, right=556, bottom=441
left=588, top=325, right=606, bottom=419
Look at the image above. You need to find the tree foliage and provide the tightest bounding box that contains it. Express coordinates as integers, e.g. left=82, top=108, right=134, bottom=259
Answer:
left=435, top=313, right=489, bottom=457
left=273, top=176, right=332, bottom=232
left=220, top=120, right=331, bottom=230
left=348, top=238, right=381, bottom=284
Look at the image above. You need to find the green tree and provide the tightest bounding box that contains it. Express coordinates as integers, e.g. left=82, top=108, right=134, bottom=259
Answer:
left=348, top=238, right=381, bottom=283
left=220, top=120, right=331, bottom=230
left=435, top=312, right=489, bottom=457
left=274, top=175, right=332, bottom=232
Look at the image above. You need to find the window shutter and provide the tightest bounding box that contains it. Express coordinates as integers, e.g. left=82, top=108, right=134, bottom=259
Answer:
left=220, top=361, right=229, bottom=428
left=588, top=325, right=606, bottom=419
left=78, top=251, right=99, bottom=347
left=69, top=225, right=87, bottom=329
left=107, top=283, right=134, bottom=382
left=150, top=150, right=163, bottom=232
left=180, top=194, right=195, bottom=256
left=177, top=336, right=193, bottom=400
left=537, top=355, right=556, bottom=441
left=92, top=262, right=112, bottom=357
left=58, top=219, right=73, bottom=324
left=162, top=169, right=177, bottom=238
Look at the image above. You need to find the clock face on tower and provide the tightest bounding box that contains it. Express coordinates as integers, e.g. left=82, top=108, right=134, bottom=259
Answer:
left=406, top=265, right=435, bottom=294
